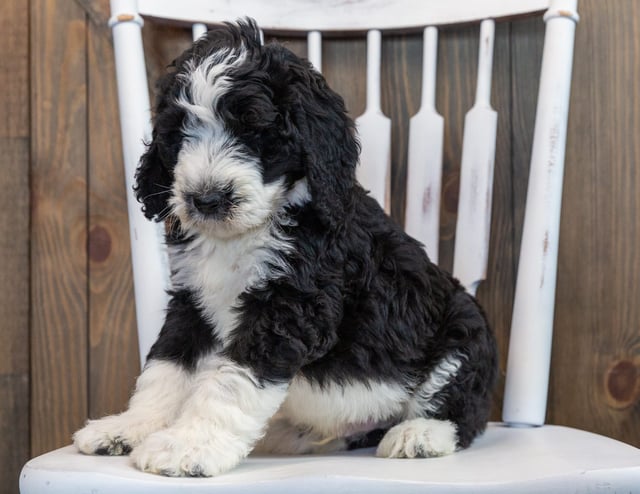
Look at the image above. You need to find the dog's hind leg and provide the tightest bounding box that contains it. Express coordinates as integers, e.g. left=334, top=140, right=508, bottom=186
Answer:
left=375, top=417, right=458, bottom=458
left=73, top=359, right=191, bottom=455
left=376, top=290, right=498, bottom=458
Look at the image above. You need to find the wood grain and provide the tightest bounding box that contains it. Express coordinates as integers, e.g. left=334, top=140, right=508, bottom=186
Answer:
left=0, top=141, right=30, bottom=494
left=474, top=21, right=516, bottom=419
left=382, top=33, right=422, bottom=224
left=30, top=0, right=89, bottom=455
left=509, top=18, right=544, bottom=259
left=0, top=0, right=30, bottom=489
left=436, top=25, right=479, bottom=274
left=552, top=0, right=640, bottom=444
left=0, top=89, right=30, bottom=494
left=87, top=5, right=140, bottom=419
left=323, top=37, right=367, bottom=122
left=143, top=22, right=193, bottom=102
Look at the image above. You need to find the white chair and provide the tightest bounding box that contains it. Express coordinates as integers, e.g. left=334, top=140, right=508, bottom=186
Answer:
left=20, top=0, right=640, bottom=492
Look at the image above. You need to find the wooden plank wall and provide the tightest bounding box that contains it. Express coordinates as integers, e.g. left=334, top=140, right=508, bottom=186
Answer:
left=30, top=0, right=89, bottom=459
left=0, top=0, right=30, bottom=491
left=1, top=0, right=639, bottom=491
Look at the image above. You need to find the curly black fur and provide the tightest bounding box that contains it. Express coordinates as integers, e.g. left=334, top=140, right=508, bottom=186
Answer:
left=138, top=18, right=497, bottom=452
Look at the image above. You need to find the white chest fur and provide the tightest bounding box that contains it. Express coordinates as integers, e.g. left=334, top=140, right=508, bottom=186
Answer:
left=170, top=226, right=291, bottom=344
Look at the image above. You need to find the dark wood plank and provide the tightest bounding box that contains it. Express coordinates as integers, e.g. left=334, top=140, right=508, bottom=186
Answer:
left=0, top=373, right=29, bottom=494
left=87, top=2, right=140, bottom=419
left=0, top=0, right=30, bottom=489
left=509, top=18, right=544, bottom=259
left=143, top=22, right=193, bottom=99
left=0, top=3, right=29, bottom=139
left=476, top=22, right=516, bottom=419
left=0, top=142, right=30, bottom=490
left=0, top=145, right=30, bottom=494
left=552, top=0, right=640, bottom=446
left=436, top=26, right=480, bottom=274
left=323, top=37, right=367, bottom=120
left=382, top=33, right=422, bottom=224
left=30, top=0, right=88, bottom=455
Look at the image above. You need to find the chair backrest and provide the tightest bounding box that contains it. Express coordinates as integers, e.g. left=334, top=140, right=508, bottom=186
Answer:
left=108, top=0, right=579, bottom=428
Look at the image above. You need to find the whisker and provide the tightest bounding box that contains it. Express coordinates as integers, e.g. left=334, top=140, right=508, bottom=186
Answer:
left=155, top=203, right=175, bottom=221
left=143, top=189, right=172, bottom=200
left=153, top=183, right=173, bottom=191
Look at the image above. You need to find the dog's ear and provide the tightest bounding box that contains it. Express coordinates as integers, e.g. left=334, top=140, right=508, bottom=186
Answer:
left=288, top=63, right=360, bottom=227
left=134, top=54, right=186, bottom=221
left=134, top=133, right=173, bottom=221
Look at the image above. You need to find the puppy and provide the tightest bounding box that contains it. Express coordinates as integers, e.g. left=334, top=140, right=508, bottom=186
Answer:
left=74, top=19, right=497, bottom=477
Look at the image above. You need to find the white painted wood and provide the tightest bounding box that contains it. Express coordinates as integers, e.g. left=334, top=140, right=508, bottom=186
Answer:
left=307, top=31, right=322, bottom=72
left=452, top=20, right=498, bottom=296
left=355, top=30, right=392, bottom=212
left=137, top=0, right=551, bottom=32
left=502, top=0, right=579, bottom=427
left=20, top=424, right=640, bottom=493
left=404, top=27, right=443, bottom=263
left=192, top=22, right=207, bottom=41
left=109, top=0, right=171, bottom=367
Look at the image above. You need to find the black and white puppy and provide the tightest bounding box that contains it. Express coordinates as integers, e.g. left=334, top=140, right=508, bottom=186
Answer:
left=74, top=19, right=497, bottom=477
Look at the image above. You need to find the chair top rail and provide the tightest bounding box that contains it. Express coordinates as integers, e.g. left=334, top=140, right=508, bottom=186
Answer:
left=135, top=0, right=551, bottom=33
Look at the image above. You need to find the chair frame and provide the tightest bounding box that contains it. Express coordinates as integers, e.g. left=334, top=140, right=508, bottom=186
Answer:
left=108, top=0, right=578, bottom=427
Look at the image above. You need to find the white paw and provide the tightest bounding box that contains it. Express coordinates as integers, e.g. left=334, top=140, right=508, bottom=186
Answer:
left=376, top=418, right=458, bottom=458
left=73, top=413, right=165, bottom=456
left=131, top=427, right=247, bottom=477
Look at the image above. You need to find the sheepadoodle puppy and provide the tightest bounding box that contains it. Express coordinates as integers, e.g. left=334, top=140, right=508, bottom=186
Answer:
left=74, top=19, right=497, bottom=477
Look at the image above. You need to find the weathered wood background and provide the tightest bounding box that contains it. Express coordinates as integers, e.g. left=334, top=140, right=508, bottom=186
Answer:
left=2, top=0, right=640, bottom=492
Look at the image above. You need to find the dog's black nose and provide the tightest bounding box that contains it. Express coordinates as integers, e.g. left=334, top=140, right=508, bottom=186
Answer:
left=193, top=191, right=228, bottom=215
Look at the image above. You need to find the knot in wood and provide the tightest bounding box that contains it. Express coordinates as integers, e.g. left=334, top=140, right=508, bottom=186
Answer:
left=605, top=359, right=640, bottom=410
left=88, top=225, right=112, bottom=263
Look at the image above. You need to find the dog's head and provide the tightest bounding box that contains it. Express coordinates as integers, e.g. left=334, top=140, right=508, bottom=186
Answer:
left=135, top=19, right=359, bottom=237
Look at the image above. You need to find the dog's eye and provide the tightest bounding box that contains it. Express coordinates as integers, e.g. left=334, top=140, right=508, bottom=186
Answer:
left=241, top=109, right=260, bottom=125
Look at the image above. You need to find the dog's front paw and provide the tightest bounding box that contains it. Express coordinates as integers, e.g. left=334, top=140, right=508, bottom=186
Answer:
left=376, top=418, right=458, bottom=458
left=73, top=413, right=163, bottom=456
left=131, top=427, right=246, bottom=477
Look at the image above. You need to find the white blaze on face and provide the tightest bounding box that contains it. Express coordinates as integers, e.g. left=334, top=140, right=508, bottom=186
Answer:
left=168, top=45, right=287, bottom=238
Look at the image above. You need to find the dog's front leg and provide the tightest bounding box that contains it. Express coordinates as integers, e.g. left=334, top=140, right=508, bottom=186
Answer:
left=74, top=359, right=192, bottom=455
left=131, top=279, right=338, bottom=477
left=131, top=354, right=287, bottom=477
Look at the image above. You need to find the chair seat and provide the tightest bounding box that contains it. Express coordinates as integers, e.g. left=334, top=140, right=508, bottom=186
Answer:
left=20, top=423, right=640, bottom=493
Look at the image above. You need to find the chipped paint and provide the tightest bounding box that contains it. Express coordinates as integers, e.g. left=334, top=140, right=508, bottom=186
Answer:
left=422, top=186, right=432, bottom=214
left=117, top=13, right=135, bottom=22
left=539, top=231, right=550, bottom=288
left=543, top=230, right=550, bottom=254
left=547, top=116, right=561, bottom=170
